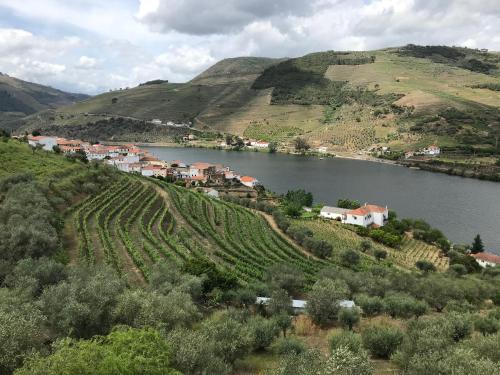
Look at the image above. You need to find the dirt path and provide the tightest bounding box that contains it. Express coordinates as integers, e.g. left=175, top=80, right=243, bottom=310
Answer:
left=259, top=211, right=321, bottom=261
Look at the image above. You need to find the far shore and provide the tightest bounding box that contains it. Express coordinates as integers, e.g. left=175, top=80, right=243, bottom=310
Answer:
left=105, top=141, right=400, bottom=167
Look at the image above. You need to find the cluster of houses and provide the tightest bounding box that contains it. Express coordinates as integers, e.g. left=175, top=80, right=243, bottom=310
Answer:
left=150, top=119, right=192, bottom=128
left=319, top=203, right=389, bottom=228
left=405, top=145, right=441, bottom=159
left=27, top=135, right=259, bottom=189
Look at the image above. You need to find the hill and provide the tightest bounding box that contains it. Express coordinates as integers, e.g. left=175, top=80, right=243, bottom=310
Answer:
left=3, top=138, right=500, bottom=375
left=7, top=46, right=500, bottom=159
left=0, top=73, right=89, bottom=130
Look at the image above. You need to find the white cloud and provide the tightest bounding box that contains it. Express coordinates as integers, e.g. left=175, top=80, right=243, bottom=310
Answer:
left=0, top=1, right=499, bottom=95
left=76, top=56, right=97, bottom=69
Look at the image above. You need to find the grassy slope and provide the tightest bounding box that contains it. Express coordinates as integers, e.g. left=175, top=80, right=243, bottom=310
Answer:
left=0, top=139, right=87, bottom=181
left=0, top=74, right=88, bottom=129
left=11, top=47, right=500, bottom=154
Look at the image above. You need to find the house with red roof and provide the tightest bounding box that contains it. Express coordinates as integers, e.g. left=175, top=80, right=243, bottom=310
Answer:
left=27, top=135, right=58, bottom=151
left=239, top=176, right=259, bottom=188
left=470, top=252, right=500, bottom=268
left=342, top=203, right=389, bottom=227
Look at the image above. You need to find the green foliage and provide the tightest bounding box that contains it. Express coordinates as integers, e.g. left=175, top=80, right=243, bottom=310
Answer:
left=265, top=264, right=305, bottom=296
left=474, top=316, right=499, bottom=335
left=293, top=137, right=310, bottom=152
left=273, top=337, right=306, bottom=355
left=284, top=189, right=313, bottom=208
left=337, top=199, right=361, bottom=209
left=340, top=250, right=360, bottom=267
left=383, top=292, right=428, bottom=319
left=415, top=260, right=437, bottom=273
left=330, top=331, right=364, bottom=354
left=39, top=265, right=126, bottom=338
left=248, top=316, right=280, bottom=351
left=471, top=234, right=485, bottom=253
left=362, top=325, right=404, bottom=359
left=374, top=249, right=387, bottom=261
left=182, top=257, right=239, bottom=293
left=355, top=294, right=384, bottom=317
left=266, top=289, right=293, bottom=316
left=271, top=347, right=373, bottom=375
left=307, top=278, right=349, bottom=326
left=338, top=308, right=360, bottom=330
left=14, top=327, right=180, bottom=375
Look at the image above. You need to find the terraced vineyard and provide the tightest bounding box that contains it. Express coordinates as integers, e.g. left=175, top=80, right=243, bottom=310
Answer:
left=295, top=219, right=449, bottom=271
left=70, top=176, right=326, bottom=285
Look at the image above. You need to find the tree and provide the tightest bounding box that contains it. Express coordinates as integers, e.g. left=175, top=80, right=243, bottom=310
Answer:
left=471, top=234, right=485, bottom=253
left=341, top=250, right=360, bottom=267
left=474, top=316, right=499, bottom=335
left=15, top=327, right=181, bottom=375
left=362, top=325, right=404, bottom=359
left=307, top=279, right=349, bottom=326
left=338, top=308, right=360, bottom=330
left=273, top=313, right=292, bottom=337
left=234, top=137, right=245, bottom=150
left=267, top=289, right=293, bottom=316
left=284, top=189, right=313, bottom=207
left=337, top=199, right=361, bottom=209
left=225, top=134, right=233, bottom=146
left=293, top=137, right=310, bottom=153
left=265, top=264, right=305, bottom=296
left=415, top=260, right=436, bottom=273
left=268, top=141, right=278, bottom=153
left=374, top=249, right=387, bottom=261
left=355, top=294, right=384, bottom=317
left=248, top=316, right=280, bottom=351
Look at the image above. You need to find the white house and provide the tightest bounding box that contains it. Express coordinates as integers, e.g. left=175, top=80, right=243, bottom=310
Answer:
left=320, top=206, right=350, bottom=220
left=239, top=176, right=259, bottom=188
left=250, top=140, right=269, bottom=149
left=423, top=145, right=440, bottom=156
left=470, top=253, right=500, bottom=268
left=151, top=119, right=162, bottom=125
left=28, top=136, right=58, bottom=151
left=141, top=166, right=155, bottom=177
left=343, top=204, right=389, bottom=228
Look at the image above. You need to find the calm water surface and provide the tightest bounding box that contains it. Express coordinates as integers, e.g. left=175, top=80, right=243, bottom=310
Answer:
left=143, top=146, right=500, bottom=254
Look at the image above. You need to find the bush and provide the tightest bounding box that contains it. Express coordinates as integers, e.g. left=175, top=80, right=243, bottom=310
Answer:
left=330, top=331, right=363, bottom=354
left=474, top=316, right=499, bottom=335
left=274, top=337, right=306, bottom=355
left=362, top=325, right=404, bottom=359
left=338, top=308, right=360, bottom=330
left=307, top=279, right=349, bottom=327
left=374, top=249, right=387, bottom=261
left=355, top=294, right=384, bottom=317
left=248, top=316, right=280, bottom=351
left=341, top=250, right=360, bottom=267
left=384, top=293, right=428, bottom=319
left=415, top=260, right=436, bottom=273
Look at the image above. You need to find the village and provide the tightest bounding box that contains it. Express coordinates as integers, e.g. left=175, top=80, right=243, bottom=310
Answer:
left=27, top=134, right=260, bottom=197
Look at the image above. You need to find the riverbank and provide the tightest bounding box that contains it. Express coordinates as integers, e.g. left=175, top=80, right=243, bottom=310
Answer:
left=120, top=141, right=400, bottom=166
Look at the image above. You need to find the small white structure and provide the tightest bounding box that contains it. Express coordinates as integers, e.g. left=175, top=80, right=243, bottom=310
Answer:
left=317, top=146, right=328, bottom=153
left=320, top=206, right=349, bottom=220
left=256, top=297, right=355, bottom=314
left=250, top=140, right=269, bottom=149
left=141, top=166, right=155, bottom=177
left=151, top=119, right=162, bottom=125
left=28, top=136, right=58, bottom=151
left=343, top=204, right=388, bottom=228
left=423, top=145, right=440, bottom=156
left=470, top=253, right=500, bottom=268
left=239, top=176, right=259, bottom=188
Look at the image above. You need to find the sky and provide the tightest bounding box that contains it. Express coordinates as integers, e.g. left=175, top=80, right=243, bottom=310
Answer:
left=0, top=0, right=499, bottom=95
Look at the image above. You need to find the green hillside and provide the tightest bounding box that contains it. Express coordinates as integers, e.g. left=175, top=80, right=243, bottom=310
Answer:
left=0, top=73, right=88, bottom=129
left=8, top=46, right=500, bottom=157
left=3, top=137, right=500, bottom=375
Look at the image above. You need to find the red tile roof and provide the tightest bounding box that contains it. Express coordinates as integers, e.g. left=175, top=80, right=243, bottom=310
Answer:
left=471, top=252, right=500, bottom=264
left=240, top=176, right=257, bottom=183
left=347, top=204, right=387, bottom=216
left=191, top=162, right=213, bottom=170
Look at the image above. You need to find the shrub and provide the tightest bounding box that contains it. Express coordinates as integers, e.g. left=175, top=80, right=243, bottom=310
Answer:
left=274, top=337, right=306, bottom=355
left=474, top=316, right=499, bottom=335
left=330, top=331, right=363, bottom=354
left=307, top=279, right=349, bottom=327
left=341, top=250, right=360, bottom=268
left=248, top=316, right=280, bottom=351
left=374, top=249, right=387, bottom=261
left=362, top=325, right=404, bottom=359
left=338, top=308, right=360, bottom=330
left=415, top=260, right=436, bottom=273
left=355, top=294, right=384, bottom=317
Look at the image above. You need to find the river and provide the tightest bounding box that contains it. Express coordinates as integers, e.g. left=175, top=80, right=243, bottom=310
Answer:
left=142, top=146, right=500, bottom=254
